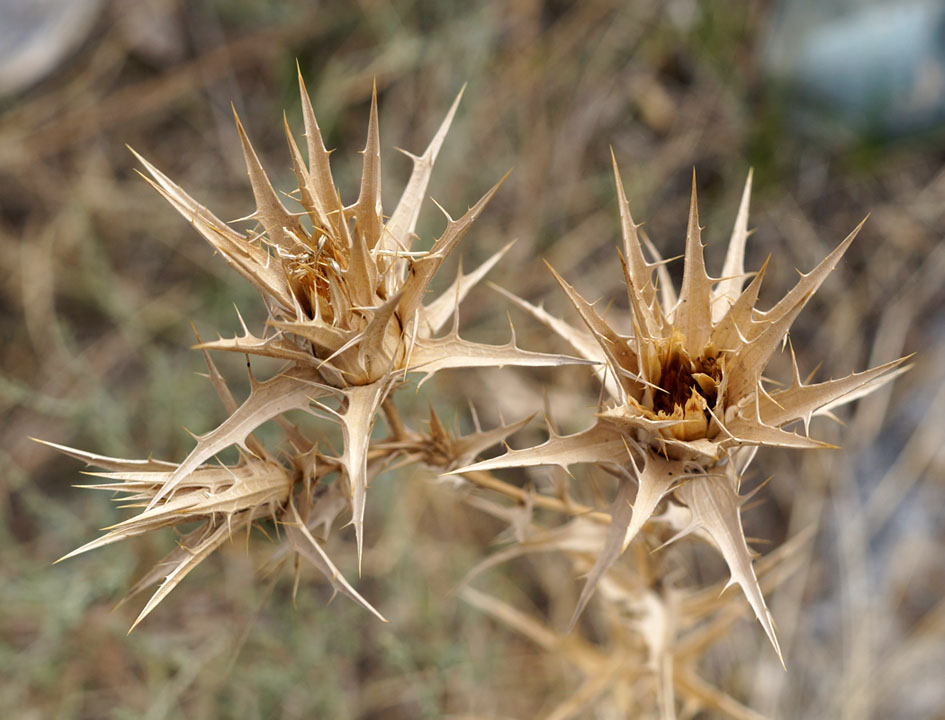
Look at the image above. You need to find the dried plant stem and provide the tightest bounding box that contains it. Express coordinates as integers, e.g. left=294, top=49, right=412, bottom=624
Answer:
left=460, top=470, right=611, bottom=523
left=382, top=397, right=408, bottom=442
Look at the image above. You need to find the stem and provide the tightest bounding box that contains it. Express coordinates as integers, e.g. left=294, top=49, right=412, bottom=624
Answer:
left=460, top=470, right=611, bottom=524
left=381, top=397, right=408, bottom=441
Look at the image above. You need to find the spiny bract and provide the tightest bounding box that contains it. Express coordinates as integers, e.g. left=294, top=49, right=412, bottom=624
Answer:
left=42, top=74, right=585, bottom=629
left=454, top=157, right=909, bottom=663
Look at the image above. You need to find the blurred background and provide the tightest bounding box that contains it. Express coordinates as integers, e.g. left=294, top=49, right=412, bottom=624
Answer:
left=1, top=0, right=943, bottom=718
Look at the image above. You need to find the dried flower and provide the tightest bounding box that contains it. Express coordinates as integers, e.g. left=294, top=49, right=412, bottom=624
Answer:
left=42, top=76, right=585, bottom=627
left=454, top=157, right=910, bottom=661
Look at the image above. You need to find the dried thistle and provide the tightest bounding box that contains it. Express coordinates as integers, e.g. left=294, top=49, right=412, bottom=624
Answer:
left=42, top=75, right=584, bottom=628
left=460, top=496, right=815, bottom=719
left=455, top=157, right=910, bottom=662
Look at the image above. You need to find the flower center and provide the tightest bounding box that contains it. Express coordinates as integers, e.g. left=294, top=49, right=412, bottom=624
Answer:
left=651, top=340, right=722, bottom=419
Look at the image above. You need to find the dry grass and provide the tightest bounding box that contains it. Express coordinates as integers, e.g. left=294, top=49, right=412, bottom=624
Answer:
left=2, top=1, right=944, bottom=718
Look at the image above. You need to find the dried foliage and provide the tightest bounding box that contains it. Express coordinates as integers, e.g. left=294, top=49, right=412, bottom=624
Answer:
left=6, top=4, right=942, bottom=720
left=458, top=163, right=908, bottom=664
left=40, top=76, right=908, bottom=717
left=42, top=74, right=585, bottom=631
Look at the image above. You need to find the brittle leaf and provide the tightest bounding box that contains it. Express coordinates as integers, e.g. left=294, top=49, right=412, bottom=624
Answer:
left=297, top=68, right=339, bottom=233
left=114, top=524, right=214, bottom=609
left=107, top=461, right=291, bottom=531
left=759, top=217, right=865, bottom=325
left=233, top=109, right=303, bottom=252
left=285, top=500, right=387, bottom=622
left=397, top=173, right=508, bottom=322
left=569, top=477, right=636, bottom=630
left=147, top=367, right=332, bottom=509
left=759, top=355, right=911, bottom=429
left=612, top=152, right=657, bottom=312
left=451, top=423, right=628, bottom=475
left=34, top=438, right=176, bottom=473
left=674, top=172, right=714, bottom=350
left=448, top=412, right=536, bottom=470
left=196, top=329, right=323, bottom=367
left=131, top=150, right=294, bottom=309
left=130, top=519, right=237, bottom=632
left=673, top=472, right=783, bottom=665
left=407, top=328, right=593, bottom=384
left=491, top=283, right=620, bottom=398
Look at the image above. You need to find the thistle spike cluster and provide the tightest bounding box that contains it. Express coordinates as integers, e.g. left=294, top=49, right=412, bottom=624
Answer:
left=43, top=77, right=909, bottom=712
left=44, top=74, right=585, bottom=628
left=454, top=158, right=909, bottom=661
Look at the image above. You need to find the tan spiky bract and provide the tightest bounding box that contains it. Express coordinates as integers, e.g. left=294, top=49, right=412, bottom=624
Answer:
left=44, top=77, right=908, bottom=718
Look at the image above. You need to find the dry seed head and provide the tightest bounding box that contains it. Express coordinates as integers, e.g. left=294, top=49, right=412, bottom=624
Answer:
left=45, top=80, right=587, bottom=625
left=131, top=75, right=587, bottom=562
left=455, top=161, right=910, bottom=661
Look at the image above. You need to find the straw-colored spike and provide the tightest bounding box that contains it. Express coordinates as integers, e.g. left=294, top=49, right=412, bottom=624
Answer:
left=383, top=85, right=465, bottom=259
left=354, top=292, right=402, bottom=381
left=264, top=320, right=351, bottom=356
left=353, top=81, right=383, bottom=249
left=422, top=240, right=514, bottom=335
left=447, top=413, right=536, bottom=470
left=233, top=108, right=303, bottom=252
left=545, top=263, right=636, bottom=400
left=674, top=171, right=714, bottom=351
left=712, top=169, right=753, bottom=320
left=335, top=380, right=389, bottom=571
left=106, top=463, right=291, bottom=531
left=723, top=414, right=833, bottom=450
left=297, top=67, right=339, bottom=233
left=285, top=500, right=387, bottom=621
left=710, top=256, right=769, bottom=352
left=40, top=443, right=174, bottom=480
left=342, top=183, right=379, bottom=309
left=203, top=336, right=320, bottom=369
left=114, top=524, right=214, bottom=610
left=759, top=355, right=911, bottom=429
left=759, top=217, right=865, bottom=325
left=491, top=283, right=621, bottom=400
left=612, top=151, right=657, bottom=309
left=397, top=172, right=509, bottom=321
left=406, top=325, right=593, bottom=386
left=568, top=475, right=636, bottom=630
left=131, top=151, right=296, bottom=309
left=641, top=233, right=677, bottom=317
left=720, top=288, right=816, bottom=406
left=129, top=520, right=236, bottom=632
left=283, top=112, right=330, bottom=231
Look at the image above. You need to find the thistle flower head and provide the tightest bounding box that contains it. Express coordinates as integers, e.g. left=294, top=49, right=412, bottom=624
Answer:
left=126, top=74, right=584, bottom=559
left=45, top=80, right=586, bottom=626
left=456, top=157, right=910, bottom=660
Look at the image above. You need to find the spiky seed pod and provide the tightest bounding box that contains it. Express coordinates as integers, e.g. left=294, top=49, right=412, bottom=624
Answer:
left=44, top=79, right=587, bottom=626
left=454, top=158, right=910, bottom=661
